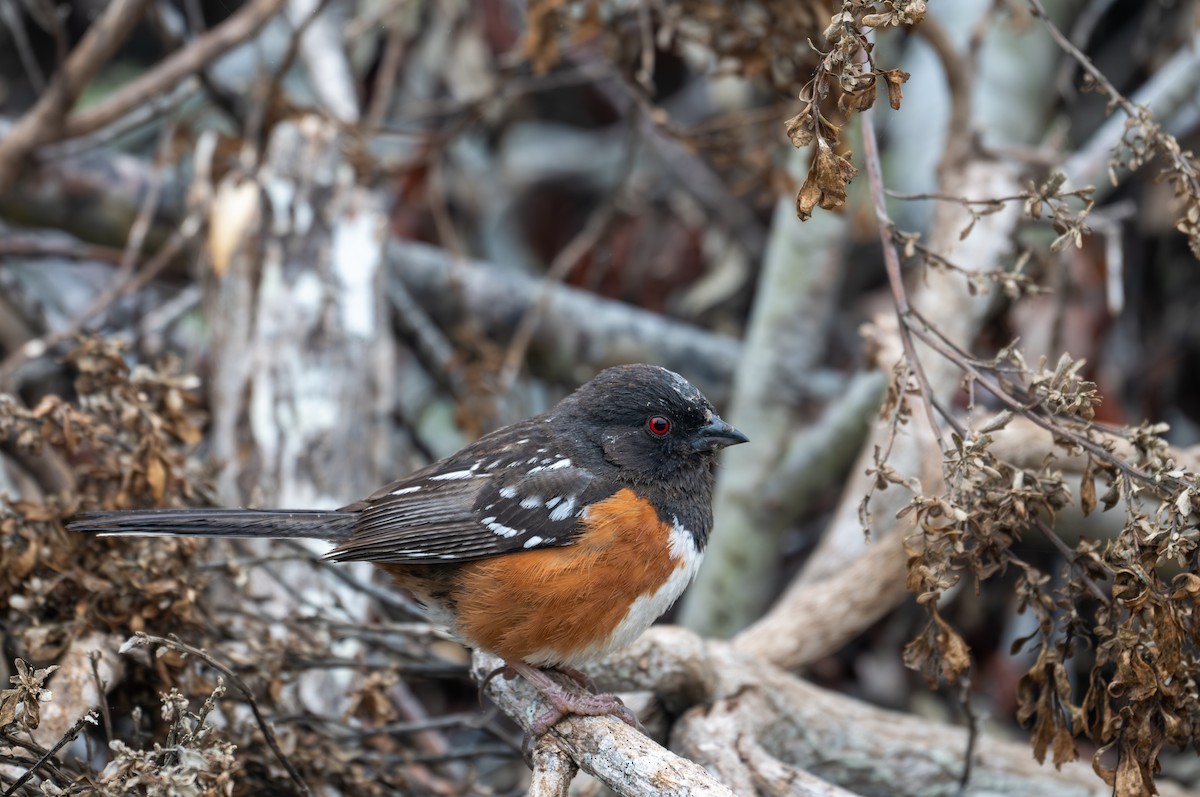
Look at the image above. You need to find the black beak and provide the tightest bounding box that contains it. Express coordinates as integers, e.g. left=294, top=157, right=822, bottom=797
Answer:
left=691, top=415, right=749, bottom=451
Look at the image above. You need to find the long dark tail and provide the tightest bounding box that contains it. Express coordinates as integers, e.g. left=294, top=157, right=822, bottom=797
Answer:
left=68, top=508, right=358, bottom=542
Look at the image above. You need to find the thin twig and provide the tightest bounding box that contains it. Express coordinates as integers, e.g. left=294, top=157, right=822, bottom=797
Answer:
left=0, top=0, right=46, bottom=92
left=0, top=0, right=152, bottom=191
left=363, top=26, right=407, bottom=133
left=1032, top=516, right=1109, bottom=604
left=0, top=239, right=125, bottom=264
left=0, top=122, right=181, bottom=385
left=1026, top=0, right=1134, bottom=117
left=386, top=274, right=470, bottom=398
left=278, top=539, right=428, bottom=617
left=902, top=315, right=1179, bottom=495
left=41, top=78, right=202, bottom=161
left=1028, top=0, right=1200, bottom=204
left=120, top=121, right=179, bottom=273
left=859, top=99, right=947, bottom=449
left=0, top=203, right=206, bottom=388
left=1, top=712, right=95, bottom=797
left=60, top=0, right=288, bottom=142
left=88, top=651, right=115, bottom=743
left=954, top=676, right=978, bottom=797
left=886, top=190, right=1028, bottom=205
left=635, top=0, right=655, bottom=93
left=124, top=633, right=312, bottom=796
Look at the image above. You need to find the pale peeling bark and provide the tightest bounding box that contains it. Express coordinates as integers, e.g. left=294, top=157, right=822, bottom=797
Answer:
left=201, top=115, right=393, bottom=716
left=205, top=115, right=394, bottom=508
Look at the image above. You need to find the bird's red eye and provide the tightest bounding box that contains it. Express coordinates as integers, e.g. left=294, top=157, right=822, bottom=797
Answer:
left=647, top=416, right=671, bottom=436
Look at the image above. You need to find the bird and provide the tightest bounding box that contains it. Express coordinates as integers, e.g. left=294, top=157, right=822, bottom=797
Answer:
left=69, top=363, right=747, bottom=735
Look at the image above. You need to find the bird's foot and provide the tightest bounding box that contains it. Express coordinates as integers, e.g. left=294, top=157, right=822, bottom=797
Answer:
left=529, top=688, right=643, bottom=737
left=549, top=664, right=598, bottom=694
left=505, top=660, right=645, bottom=740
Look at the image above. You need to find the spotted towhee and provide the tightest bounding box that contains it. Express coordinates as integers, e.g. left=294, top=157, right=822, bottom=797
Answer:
left=69, top=364, right=747, bottom=734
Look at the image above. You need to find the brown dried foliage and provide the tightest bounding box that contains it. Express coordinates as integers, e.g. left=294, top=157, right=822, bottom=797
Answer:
left=786, top=1, right=918, bottom=219
left=888, top=294, right=1200, bottom=796
left=0, top=340, right=492, bottom=795
left=522, top=0, right=834, bottom=93
left=517, top=0, right=839, bottom=202
left=1, top=338, right=208, bottom=653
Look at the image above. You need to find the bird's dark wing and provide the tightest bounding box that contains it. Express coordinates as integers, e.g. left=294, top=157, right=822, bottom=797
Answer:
left=329, top=452, right=609, bottom=565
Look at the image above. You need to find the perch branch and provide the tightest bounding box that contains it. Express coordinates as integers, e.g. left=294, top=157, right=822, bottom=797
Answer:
left=471, top=651, right=736, bottom=797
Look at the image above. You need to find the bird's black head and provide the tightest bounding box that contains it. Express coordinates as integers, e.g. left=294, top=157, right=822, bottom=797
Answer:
left=556, top=364, right=748, bottom=486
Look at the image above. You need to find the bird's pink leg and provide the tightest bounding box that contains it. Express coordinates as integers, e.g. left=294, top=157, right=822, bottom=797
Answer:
left=505, top=660, right=645, bottom=737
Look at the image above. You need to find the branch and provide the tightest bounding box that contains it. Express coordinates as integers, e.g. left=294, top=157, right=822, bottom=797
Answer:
left=862, top=97, right=946, bottom=447
left=2, top=713, right=94, bottom=797
left=472, top=651, right=737, bottom=797
left=527, top=740, right=579, bottom=797
left=59, top=0, right=288, bottom=141
left=678, top=145, right=850, bottom=636
left=1062, top=29, right=1200, bottom=194
left=0, top=0, right=152, bottom=191
left=734, top=529, right=910, bottom=670
left=386, top=240, right=742, bottom=404
left=597, top=627, right=1197, bottom=797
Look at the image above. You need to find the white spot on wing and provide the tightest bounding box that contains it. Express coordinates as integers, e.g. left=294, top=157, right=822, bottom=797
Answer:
left=523, top=536, right=543, bottom=548
left=520, top=495, right=543, bottom=509
left=545, top=458, right=571, bottom=470
left=545, top=496, right=562, bottom=508
left=499, top=486, right=518, bottom=499
left=390, top=485, right=421, bottom=495
left=548, top=496, right=576, bottom=522
left=482, top=518, right=521, bottom=538
left=431, top=469, right=475, bottom=481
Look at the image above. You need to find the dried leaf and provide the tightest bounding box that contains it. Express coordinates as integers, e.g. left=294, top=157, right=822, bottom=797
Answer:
left=1175, top=488, right=1192, bottom=518
left=208, top=178, right=262, bottom=279
left=520, top=0, right=567, bottom=73
left=784, top=110, right=814, bottom=148
left=796, top=139, right=858, bottom=220
left=979, top=410, right=1014, bottom=434
left=932, top=610, right=971, bottom=683
left=1170, top=572, right=1200, bottom=599
left=1114, top=738, right=1155, bottom=797
left=1052, top=723, right=1079, bottom=766
left=1080, top=457, right=1096, bottom=517
left=1101, top=476, right=1122, bottom=510
left=882, top=68, right=910, bottom=110
left=146, top=455, right=167, bottom=504
left=841, top=81, right=877, bottom=112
